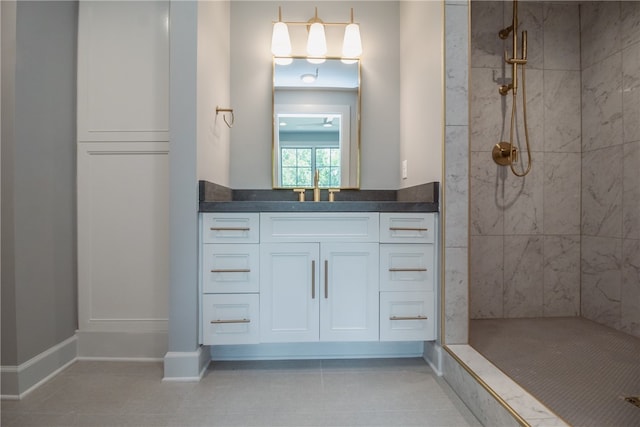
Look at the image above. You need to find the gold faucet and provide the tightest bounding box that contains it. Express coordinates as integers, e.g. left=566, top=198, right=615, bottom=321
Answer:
left=313, top=170, right=321, bottom=202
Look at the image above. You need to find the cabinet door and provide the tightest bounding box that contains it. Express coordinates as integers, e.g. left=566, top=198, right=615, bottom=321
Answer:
left=260, top=243, right=320, bottom=343
left=320, top=243, right=379, bottom=342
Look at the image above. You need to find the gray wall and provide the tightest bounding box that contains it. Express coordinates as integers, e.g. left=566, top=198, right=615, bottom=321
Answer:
left=1, top=1, right=78, bottom=365
left=469, top=1, right=582, bottom=319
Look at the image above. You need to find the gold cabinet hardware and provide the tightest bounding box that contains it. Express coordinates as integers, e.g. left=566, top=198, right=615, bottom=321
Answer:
left=210, top=227, right=250, bottom=231
left=311, top=260, right=316, bottom=299
left=211, top=269, right=251, bottom=273
left=211, top=318, right=250, bottom=324
left=388, top=268, right=427, bottom=272
left=324, top=260, right=329, bottom=299
left=390, top=315, right=428, bottom=321
left=389, top=227, right=428, bottom=232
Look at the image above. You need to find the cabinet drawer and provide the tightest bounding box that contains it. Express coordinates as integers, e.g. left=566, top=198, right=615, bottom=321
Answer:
left=260, top=213, right=379, bottom=243
left=380, top=244, right=433, bottom=292
left=202, top=213, right=259, bottom=244
left=202, top=244, right=259, bottom=293
left=202, top=294, right=259, bottom=345
left=380, top=292, right=435, bottom=341
left=380, top=213, right=435, bottom=243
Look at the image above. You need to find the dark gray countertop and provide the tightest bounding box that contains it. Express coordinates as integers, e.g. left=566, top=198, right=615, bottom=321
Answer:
left=199, top=200, right=438, bottom=213
left=198, top=181, right=440, bottom=213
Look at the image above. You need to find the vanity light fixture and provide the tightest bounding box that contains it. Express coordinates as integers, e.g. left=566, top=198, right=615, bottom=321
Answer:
left=271, top=6, right=362, bottom=64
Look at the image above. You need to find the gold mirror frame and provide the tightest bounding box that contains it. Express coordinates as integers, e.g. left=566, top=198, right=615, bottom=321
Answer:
left=272, top=57, right=361, bottom=189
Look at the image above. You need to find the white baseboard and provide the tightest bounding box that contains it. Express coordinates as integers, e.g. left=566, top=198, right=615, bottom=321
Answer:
left=76, top=330, right=168, bottom=359
left=0, top=335, right=77, bottom=399
left=163, top=346, right=210, bottom=381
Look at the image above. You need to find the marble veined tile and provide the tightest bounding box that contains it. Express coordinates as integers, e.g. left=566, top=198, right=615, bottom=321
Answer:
left=580, top=2, right=621, bottom=69
left=445, top=125, right=469, bottom=248
left=504, top=152, right=543, bottom=236
left=582, top=52, right=624, bottom=152
left=470, top=1, right=505, bottom=70
left=445, top=247, right=469, bottom=344
left=542, top=3, right=580, bottom=71
left=470, top=151, right=504, bottom=236
left=622, top=238, right=640, bottom=338
left=514, top=68, right=544, bottom=153
left=543, top=235, right=580, bottom=317
left=503, top=235, right=544, bottom=318
left=470, top=235, right=504, bottom=319
left=623, top=44, right=640, bottom=144
left=446, top=3, right=469, bottom=127
left=622, top=2, right=640, bottom=49
left=543, top=70, right=581, bottom=153
left=543, top=152, right=580, bottom=235
left=582, top=147, right=623, bottom=238
left=470, top=67, right=511, bottom=153
left=623, top=141, right=640, bottom=239
left=581, top=235, right=622, bottom=330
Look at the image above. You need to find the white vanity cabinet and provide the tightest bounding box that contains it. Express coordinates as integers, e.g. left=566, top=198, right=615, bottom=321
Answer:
left=199, top=211, right=437, bottom=350
left=379, top=213, right=436, bottom=341
left=259, top=213, right=380, bottom=343
left=200, top=213, right=260, bottom=345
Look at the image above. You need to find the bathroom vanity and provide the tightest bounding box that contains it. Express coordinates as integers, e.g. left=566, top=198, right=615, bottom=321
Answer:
left=198, top=182, right=440, bottom=357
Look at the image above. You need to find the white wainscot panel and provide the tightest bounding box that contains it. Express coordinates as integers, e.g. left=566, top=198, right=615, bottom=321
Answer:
left=77, top=1, right=169, bottom=142
left=78, top=142, right=169, bottom=332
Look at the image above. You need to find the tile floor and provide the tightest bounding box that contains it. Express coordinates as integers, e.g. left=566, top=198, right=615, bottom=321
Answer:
left=1, top=358, right=481, bottom=427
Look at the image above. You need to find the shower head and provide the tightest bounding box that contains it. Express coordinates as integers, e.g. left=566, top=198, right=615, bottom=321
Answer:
left=499, top=25, right=513, bottom=39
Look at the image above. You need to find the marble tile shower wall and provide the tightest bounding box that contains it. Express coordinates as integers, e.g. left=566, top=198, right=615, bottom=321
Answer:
left=470, top=2, right=582, bottom=319
left=580, top=2, right=640, bottom=338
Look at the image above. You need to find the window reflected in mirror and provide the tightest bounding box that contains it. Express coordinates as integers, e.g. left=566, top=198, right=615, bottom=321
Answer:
left=273, top=58, right=360, bottom=189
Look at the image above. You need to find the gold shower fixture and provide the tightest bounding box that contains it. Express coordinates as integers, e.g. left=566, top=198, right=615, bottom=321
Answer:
left=494, top=0, right=533, bottom=177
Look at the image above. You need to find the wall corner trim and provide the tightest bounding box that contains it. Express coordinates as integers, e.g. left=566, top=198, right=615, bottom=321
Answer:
left=0, top=335, right=78, bottom=399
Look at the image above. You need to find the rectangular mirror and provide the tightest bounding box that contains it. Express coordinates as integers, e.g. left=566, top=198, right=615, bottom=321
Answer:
left=273, top=57, right=360, bottom=189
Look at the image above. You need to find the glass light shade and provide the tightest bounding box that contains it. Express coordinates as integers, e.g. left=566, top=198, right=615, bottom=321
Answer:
left=271, top=22, right=291, bottom=56
left=306, top=22, right=327, bottom=58
left=274, top=57, right=293, bottom=66
left=342, top=23, right=362, bottom=58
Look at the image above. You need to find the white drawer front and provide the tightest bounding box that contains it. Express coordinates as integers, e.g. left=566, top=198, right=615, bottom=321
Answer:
left=380, top=213, right=435, bottom=243
left=202, top=244, right=259, bottom=293
left=380, top=244, right=434, bottom=292
left=380, top=292, right=435, bottom=341
left=202, top=294, right=259, bottom=345
left=202, top=213, right=259, bottom=244
left=260, top=213, right=379, bottom=242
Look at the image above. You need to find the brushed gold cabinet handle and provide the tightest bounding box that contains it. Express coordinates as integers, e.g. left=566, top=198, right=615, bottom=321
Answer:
left=211, top=269, right=251, bottom=273
left=210, top=227, right=250, bottom=231
left=324, top=260, right=329, bottom=299
left=390, top=315, right=428, bottom=321
left=311, top=260, right=316, bottom=299
left=388, top=268, right=427, bottom=272
left=211, top=318, right=250, bottom=324
left=389, top=227, right=428, bottom=232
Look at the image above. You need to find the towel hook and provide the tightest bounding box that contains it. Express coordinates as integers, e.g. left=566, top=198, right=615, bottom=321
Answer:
left=216, top=107, right=234, bottom=128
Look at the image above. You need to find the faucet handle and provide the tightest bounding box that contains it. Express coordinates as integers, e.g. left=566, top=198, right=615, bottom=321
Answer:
left=328, top=188, right=340, bottom=202
left=293, top=188, right=306, bottom=202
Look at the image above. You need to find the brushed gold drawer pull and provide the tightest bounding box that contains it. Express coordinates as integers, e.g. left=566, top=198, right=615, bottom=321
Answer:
left=211, top=269, right=251, bottom=273
left=389, top=227, right=428, bottom=232
left=210, top=227, right=250, bottom=231
left=211, top=318, right=250, bottom=324
left=388, top=268, right=427, bottom=272
left=311, top=260, right=316, bottom=299
left=390, top=315, right=428, bottom=321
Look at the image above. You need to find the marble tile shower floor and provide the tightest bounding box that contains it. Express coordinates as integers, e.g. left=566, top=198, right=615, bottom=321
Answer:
left=470, top=317, right=640, bottom=427
left=1, top=358, right=481, bottom=427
